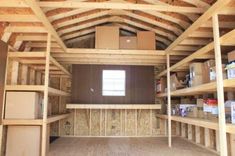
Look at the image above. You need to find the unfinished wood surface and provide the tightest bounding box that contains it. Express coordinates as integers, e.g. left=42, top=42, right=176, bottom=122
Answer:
left=69, top=108, right=161, bottom=137
left=156, top=114, right=235, bottom=134
left=66, top=104, right=161, bottom=109
left=156, top=79, right=235, bottom=97
left=212, top=14, right=227, bottom=156
left=5, top=85, right=70, bottom=96
left=48, top=137, right=218, bottom=156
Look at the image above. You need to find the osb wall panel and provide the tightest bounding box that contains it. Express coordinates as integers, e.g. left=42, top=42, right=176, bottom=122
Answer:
left=59, top=111, right=74, bottom=136
left=74, top=109, right=90, bottom=136
left=137, top=110, right=151, bottom=136
left=90, top=109, right=101, bottom=136
left=125, top=110, right=136, bottom=136
left=71, top=109, right=161, bottom=137
left=106, top=109, right=121, bottom=136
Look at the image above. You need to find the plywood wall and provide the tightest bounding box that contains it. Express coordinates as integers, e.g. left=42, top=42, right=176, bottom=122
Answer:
left=60, top=109, right=164, bottom=137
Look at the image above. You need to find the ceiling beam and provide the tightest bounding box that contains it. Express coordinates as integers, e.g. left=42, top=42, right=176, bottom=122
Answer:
left=0, top=14, right=39, bottom=22
left=38, top=1, right=205, bottom=13
left=23, top=0, right=67, bottom=52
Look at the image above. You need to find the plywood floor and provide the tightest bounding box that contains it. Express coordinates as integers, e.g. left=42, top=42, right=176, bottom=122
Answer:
left=48, top=137, right=218, bottom=156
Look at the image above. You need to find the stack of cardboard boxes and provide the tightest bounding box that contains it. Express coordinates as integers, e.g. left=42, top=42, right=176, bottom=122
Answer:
left=95, top=26, right=156, bottom=50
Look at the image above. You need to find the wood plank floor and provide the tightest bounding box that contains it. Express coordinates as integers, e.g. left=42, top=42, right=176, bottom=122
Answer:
left=48, top=137, right=218, bottom=156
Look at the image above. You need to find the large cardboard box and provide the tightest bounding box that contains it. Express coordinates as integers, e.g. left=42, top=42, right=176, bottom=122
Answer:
left=119, top=36, right=137, bottom=49
left=170, top=74, right=185, bottom=91
left=137, top=31, right=156, bottom=50
left=6, top=126, right=41, bottom=156
left=5, top=92, right=42, bottom=119
left=189, top=63, right=205, bottom=87
left=189, top=63, right=204, bottom=78
left=228, top=50, right=235, bottom=62
left=95, top=26, right=119, bottom=49
left=156, top=77, right=166, bottom=93
left=190, top=75, right=204, bottom=87
left=204, top=60, right=215, bottom=83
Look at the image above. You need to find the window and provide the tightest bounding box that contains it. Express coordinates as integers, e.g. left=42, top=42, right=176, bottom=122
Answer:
left=102, top=70, right=126, bottom=96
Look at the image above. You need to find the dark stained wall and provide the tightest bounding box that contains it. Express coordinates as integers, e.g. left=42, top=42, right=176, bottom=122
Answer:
left=0, top=41, right=8, bottom=123
left=72, top=65, right=154, bottom=104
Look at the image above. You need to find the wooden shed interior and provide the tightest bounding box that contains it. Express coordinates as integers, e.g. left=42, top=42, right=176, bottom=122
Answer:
left=0, top=0, right=235, bottom=156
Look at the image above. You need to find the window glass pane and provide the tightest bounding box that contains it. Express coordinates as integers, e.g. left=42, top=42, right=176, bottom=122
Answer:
left=102, top=70, right=125, bottom=96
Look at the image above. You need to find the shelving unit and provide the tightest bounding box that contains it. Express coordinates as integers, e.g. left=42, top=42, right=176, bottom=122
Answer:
left=157, top=79, right=235, bottom=97
left=155, top=10, right=235, bottom=156
left=156, top=114, right=235, bottom=134
left=0, top=34, right=72, bottom=156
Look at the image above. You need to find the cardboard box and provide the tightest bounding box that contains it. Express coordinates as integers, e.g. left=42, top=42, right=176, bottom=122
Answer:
left=95, top=26, right=119, bottom=49
left=119, top=36, right=137, bottom=49
left=209, top=64, right=227, bottom=81
left=5, top=92, right=42, bottom=119
left=190, top=75, right=204, bottom=87
left=231, top=102, right=235, bottom=124
left=170, top=74, right=185, bottom=91
left=137, top=31, right=156, bottom=50
left=197, top=99, right=204, bottom=107
left=6, top=126, right=41, bottom=156
left=189, top=63, right=205, bottom=87
left=156, top=77, right=166, bottom=93
left=228, top=50, right=235, bottom=62
left=180, top=98, right=196, bottom=104
left=189, top=63, right=204, bottom=78
left=204, top=60, right=215, bottom=83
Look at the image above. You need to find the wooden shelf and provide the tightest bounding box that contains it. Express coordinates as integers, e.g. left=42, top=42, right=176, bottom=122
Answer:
left=5, top=85, right=70, bottom=96
left=156, top=114, right=235, bottom=134
left=156, top=79, right=235, bottom=97
left=47, top=113, right=71, bottom=124
left=157, top=28, right=235, bottom=78
left=3, top=119, right=43, bottom=125
left=8, top=52, right=71, bottom=77
left=66, top=104, right=161, bottom=109
left=3, top=113, right=71, bottom=125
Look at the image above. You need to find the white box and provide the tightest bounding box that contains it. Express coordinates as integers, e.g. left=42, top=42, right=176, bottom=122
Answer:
left=232, top=102, right=235, bottom=124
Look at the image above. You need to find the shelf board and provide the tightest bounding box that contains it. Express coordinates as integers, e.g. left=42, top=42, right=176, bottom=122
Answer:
left=47, top=113, right=71, bottom=124
left=156, top=114, right=235, bottom=134
left=66, top=104, right=161, bottom=109
left=3, top=119, right=43, bottom=125
left=8, top=52, right=71, bottom=77
left=3, top=113, right=71, bottom=125
left=5, top=85, right=70, bottom=96
left=156, top=79, right=235, bottom=97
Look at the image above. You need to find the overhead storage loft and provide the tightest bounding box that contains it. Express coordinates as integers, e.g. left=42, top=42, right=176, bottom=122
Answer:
left=1, top=0, right=235, bottom=156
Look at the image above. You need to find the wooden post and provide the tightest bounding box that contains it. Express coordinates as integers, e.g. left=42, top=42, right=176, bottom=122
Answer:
left=188, top=124, right=192, bottom=140
left=230, top=134, right=235, bottom=156
left=167, top=54, right=172, bottom=147
left=176, top=122, right=180, bottom=136
left=204, top=128, right=211, bottom=148
left=0, top=46, right=10, bottom=154
left=181, top=123, right=186, bottom=138
left=212, top=14, right=228, bottom=156
left=216, top=130, right=220, bottom=152
left=41, top=33, right=51, bottom=156
left=195, top=126, right=201, bottom=144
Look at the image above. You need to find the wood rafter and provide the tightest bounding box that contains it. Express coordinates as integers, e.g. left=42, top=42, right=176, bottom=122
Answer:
left=23, top=0, right=67, bottom=52
left=38, top=1, right=205, bottom=13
